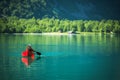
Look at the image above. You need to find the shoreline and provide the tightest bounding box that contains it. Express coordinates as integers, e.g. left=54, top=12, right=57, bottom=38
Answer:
left=0, top=32, right=115, bottom=35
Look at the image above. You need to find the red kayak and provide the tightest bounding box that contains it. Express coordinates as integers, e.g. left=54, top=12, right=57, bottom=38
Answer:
left=22, top=50, right=34, bottom=57
left=21, top=50, right=35, bottom=66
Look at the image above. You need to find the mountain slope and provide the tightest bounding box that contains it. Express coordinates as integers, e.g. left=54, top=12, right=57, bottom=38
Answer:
left=0, top=0, right=120, bottom=20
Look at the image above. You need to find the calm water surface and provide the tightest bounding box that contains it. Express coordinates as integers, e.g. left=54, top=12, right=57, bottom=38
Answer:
left=0, top=33, right=120, bottom=80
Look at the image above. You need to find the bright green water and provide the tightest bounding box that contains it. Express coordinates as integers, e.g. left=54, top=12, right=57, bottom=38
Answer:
left=0, top=33, right=120, bottom=80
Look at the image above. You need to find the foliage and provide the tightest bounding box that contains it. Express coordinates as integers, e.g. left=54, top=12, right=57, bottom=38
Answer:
left=0, top=0, right=52, bottom=18
left=0, top=16, right=120, bottom=33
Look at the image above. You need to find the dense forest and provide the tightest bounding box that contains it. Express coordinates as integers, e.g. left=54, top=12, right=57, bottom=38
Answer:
left=0, top=0, right=53, bottom=18
left=0, top=16, right=120, bottom=33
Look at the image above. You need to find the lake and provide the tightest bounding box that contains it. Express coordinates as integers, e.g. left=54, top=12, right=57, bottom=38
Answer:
left=0, top=33, right=120, bottom=80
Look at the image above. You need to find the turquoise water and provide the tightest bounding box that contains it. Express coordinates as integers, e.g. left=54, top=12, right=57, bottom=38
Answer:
left=0, top=33, right=120, bottom=80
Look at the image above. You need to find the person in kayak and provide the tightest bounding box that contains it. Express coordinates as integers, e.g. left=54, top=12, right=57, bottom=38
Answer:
left=22, top=44, right=35, bottom=57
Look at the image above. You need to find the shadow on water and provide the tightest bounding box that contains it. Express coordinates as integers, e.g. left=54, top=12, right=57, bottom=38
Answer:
left=21, top=56, right=41, bottom=67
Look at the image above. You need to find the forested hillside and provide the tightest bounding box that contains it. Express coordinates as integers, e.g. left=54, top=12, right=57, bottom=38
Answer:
left=0, top=0, right=54, bottom=18
left=0, top=0, right=120, bottom=19
left=0, top=0, right=120, bottom=33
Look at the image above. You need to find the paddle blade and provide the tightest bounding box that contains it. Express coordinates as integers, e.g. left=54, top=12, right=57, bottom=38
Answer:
left=36, top=52, right=41, bottom=55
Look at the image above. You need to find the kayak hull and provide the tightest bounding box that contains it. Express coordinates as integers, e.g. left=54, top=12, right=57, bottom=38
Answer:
left=22, top=51, right=34, bottom=57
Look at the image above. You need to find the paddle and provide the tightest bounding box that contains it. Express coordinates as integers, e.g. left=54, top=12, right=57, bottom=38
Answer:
left=34, top=51, right=41, bottom=56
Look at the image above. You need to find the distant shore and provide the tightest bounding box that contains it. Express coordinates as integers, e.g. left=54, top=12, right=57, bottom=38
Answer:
left=1, top=32, right=115, bottom=35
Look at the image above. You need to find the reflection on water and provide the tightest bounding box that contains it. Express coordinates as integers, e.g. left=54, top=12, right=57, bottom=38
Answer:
left=0, top=33, right=120, bottom=80
left=21, top=56, right=41, bottom=67
left=21, top=56, right=34, bottom=67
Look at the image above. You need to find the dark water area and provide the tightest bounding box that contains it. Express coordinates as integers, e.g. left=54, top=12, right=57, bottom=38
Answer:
left=0, top=33, right=120, bottom=80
